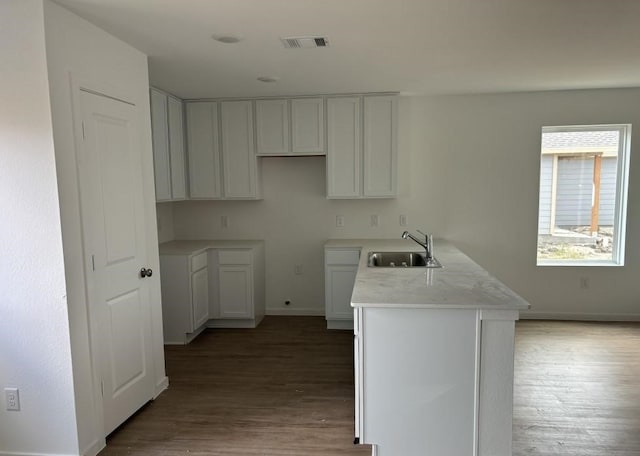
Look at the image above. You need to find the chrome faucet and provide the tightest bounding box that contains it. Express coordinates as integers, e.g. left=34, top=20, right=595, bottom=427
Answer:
left=402, top=230, right=434, bottom=262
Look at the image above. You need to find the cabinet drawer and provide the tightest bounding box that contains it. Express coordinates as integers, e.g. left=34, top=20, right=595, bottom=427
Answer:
left=326, top=249, right=360, bottom=265
left=190, top=251, right=208, bottom=272
left=218, top=249, right=252, bottom=265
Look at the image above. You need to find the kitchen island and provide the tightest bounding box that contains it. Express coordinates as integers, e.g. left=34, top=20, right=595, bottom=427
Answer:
left=325, top=239, right=529, bottom=456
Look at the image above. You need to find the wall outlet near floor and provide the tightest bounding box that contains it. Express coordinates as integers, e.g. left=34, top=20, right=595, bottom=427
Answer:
left=5, top=388, right=20, bottom=411
left=370, top=214, right=379, bottom=227
left=221, top=215, right=229, bottom=228
left=580, top=277, right=589, bottom=289
left=399, top=214, right=408, bottom=227
left=336, top=215, right=344, bottom=227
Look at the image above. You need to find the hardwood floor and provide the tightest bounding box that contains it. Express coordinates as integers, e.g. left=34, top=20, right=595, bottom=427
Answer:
left=100, top=317, right=371, bottom=455
left=99, top=317, right=640, bottom=455
left=514, top=320, right=640, bottom=456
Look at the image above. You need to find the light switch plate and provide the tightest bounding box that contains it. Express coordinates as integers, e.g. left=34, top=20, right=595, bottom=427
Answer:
left=5, top=388, right=19, bottom=411
left=336, top=215, right=344, bottom=227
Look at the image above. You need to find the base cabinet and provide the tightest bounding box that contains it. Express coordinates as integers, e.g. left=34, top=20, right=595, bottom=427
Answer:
left=325, top=248, right=360, bottom=329
left=159, top=242, right=265, bottom=344
left=159, top=251, right=209, bottom=344
left=354, top=307, right=518, bottom=456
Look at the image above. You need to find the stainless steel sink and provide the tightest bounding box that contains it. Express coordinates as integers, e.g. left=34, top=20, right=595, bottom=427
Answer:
left=367, top=251, right=442, bottom=268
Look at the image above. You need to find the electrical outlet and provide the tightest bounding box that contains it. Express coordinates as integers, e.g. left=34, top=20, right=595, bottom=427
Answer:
left=580, top=277, right=589, bottom=289
left=221, top=215, right=229, bottom=228
left=336, top=215, right=344, bottom=227
left=371, top=214, right=379, bottom=227
left=5, top=388, right=20, bottom=411
left=399, top=214, right=408, bottom=227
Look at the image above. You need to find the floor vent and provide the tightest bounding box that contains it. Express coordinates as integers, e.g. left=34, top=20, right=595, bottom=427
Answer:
left=281, top=36, right=329, bottom=49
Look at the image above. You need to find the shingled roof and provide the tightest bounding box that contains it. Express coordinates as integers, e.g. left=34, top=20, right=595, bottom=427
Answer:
left=542, top=130, right=619, bottom=150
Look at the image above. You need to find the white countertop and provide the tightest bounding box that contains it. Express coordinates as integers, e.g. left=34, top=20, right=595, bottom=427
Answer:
left=325, top=239, right=530, bottom=310
left=159, top=239, right=264, bottom=255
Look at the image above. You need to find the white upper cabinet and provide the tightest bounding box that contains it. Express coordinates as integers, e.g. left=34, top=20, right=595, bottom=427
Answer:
left=255, top=97, right=325, bottom=156
left=167, top=96, right=187, bottom=199
left=291, top=98, right=324, bottom=154
left=220, top=100, right=260, bottom=199
left=150, top=88, right=187, bottom=202
left=326, top=95, right=398, bottom=199
left=363, top=95, right=397, bottom=197
left=185, top=102, right=222, bottom=198
left=327, top=97, right=361, bottom=198
left=150, top=88, right=171, bottom=201
left=255, top=99, right=289, bottom=155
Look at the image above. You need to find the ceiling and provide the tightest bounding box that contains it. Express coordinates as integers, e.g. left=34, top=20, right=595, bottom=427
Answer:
left=53, top=0, right=640, bottom=100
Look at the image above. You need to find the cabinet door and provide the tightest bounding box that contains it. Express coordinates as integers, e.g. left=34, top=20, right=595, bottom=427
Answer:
left=167, top=96, right=187, bottom=200
left=191, top=267, right=209, bottom=330
left=150, top=89, right=171, bottom=201
left=327, top=97, right=361, bottom=198
left=325, top=265, right=358, bottom=319
left=218, top=265, right=253, bottom=318
left=255, top=99, right=289, bottom=155
left=363, top=96, right=397, bottom=197
left=291, top=98, right=324, bottom=155
left=186, top=102, right=221, bottom=198
left=220, top=101, right=259, bottom=198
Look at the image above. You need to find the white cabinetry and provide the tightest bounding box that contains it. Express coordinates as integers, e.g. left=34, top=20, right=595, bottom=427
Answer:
left=186, top=101, right=260, bottom=199
left=325, top=248, right=360, bottom=329
left=159, top=251, right=209, bottom=344
left=186, top=101, right=221, bottom=198
left=255, top=97, right=325, bottom=156
left=327, top=95, right=397, bottom=199
left=150, top=88, right=186, bottom=201
left=210, top=247, right=265, bottom=328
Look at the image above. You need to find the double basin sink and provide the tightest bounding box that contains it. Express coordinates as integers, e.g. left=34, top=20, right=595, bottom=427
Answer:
left=367, top=251, right=442, bottom=268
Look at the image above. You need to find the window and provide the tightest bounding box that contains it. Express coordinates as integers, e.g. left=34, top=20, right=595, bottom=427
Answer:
left=536, top=124, right=631, bottom=266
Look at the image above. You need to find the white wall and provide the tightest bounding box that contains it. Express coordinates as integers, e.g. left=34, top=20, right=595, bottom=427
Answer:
left=172, top=89, right=640, bottom=320
left=43, top=1, right=166, bottom=453
left=0, top=1, right=79, bottom=454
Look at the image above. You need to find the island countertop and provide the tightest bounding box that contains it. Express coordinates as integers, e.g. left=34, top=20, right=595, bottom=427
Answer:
left=159, top=239, right=264, bottom=255
left=325, top=239, right=530, bottom=310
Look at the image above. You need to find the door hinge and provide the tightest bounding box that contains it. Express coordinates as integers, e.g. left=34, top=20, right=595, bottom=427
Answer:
left=91, top=255, right=95, bottom=271
left=100, top=380, right=104, bottom=397
left=81, top=121, right=86, bottom=140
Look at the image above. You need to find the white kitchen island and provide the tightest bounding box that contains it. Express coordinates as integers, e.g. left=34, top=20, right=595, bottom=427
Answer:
left=325, top=239, right=529, bottom=456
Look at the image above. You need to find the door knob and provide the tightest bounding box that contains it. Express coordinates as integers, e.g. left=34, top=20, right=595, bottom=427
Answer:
left=140, top=267, right=153, bottom=278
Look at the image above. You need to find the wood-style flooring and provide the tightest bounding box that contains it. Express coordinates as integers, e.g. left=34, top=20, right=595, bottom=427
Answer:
left=99, top=317, right=640, bottom=455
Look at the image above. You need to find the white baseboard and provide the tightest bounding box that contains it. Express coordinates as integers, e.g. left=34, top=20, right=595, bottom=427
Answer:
left=521, top=311, right=640, bottom=322
left=327, top=320, right=354, bottom=330
left=266, top=308, right=325, bottom=316
left=0, top=452, right=79, bottom=456
left=80, top=438, right=105, bottom=456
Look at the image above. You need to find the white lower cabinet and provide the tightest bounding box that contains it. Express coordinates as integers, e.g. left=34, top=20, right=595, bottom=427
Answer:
left=159, top=251, right=209, bottom=344
left=159, top=242, right=265, bottom=343
left=325, top=248, right=360, bottom=329
left=210, top=249, right=264, bottom=327
left=354, top=306, right=518, bottom=456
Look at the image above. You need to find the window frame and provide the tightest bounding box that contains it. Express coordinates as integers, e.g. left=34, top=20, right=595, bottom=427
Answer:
left=536, top=124, right=631, bottom=267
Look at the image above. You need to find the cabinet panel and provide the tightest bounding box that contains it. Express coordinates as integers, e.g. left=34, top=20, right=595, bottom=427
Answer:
left=326, top=265, right=357, bottom=320
left=167, top=96, right=186, bottom=199
left=218, top=249, right=251, bottom=265
left=220, top=101, right=258, bottom=198
left=291, top=98, right=324, bottom=154
left=255, top=99, right=289, bottom=155
left=219, top=265, right=253, bottom=318
left=150, top=89, right=171, bottom=201
left=186, top=102, right=221, bottom=198
left=191, top=267, right=209, bottom=330
left=327, top=97, right=361, bottom=198
left=364, top=96, right=397, bottom=197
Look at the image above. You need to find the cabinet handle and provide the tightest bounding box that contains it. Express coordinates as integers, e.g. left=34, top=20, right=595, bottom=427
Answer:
left=140, top=267, right=153, bottom=278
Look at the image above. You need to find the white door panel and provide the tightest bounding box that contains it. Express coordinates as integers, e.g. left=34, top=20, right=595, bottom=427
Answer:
left=79, top=90, right=153, bottom=435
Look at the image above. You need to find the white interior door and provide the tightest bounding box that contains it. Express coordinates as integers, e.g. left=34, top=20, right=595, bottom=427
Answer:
left=78, top=89, right=154, bottom=435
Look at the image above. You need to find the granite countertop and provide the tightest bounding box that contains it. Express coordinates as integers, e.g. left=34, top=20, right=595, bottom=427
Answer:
left=325, top=239, right=530, bottom=310
left=159, top=239, right=264, bottom=255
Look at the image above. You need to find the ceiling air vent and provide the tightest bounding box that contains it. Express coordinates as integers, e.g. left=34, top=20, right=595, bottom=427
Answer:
left=281, top=36, right=329, bottom=49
